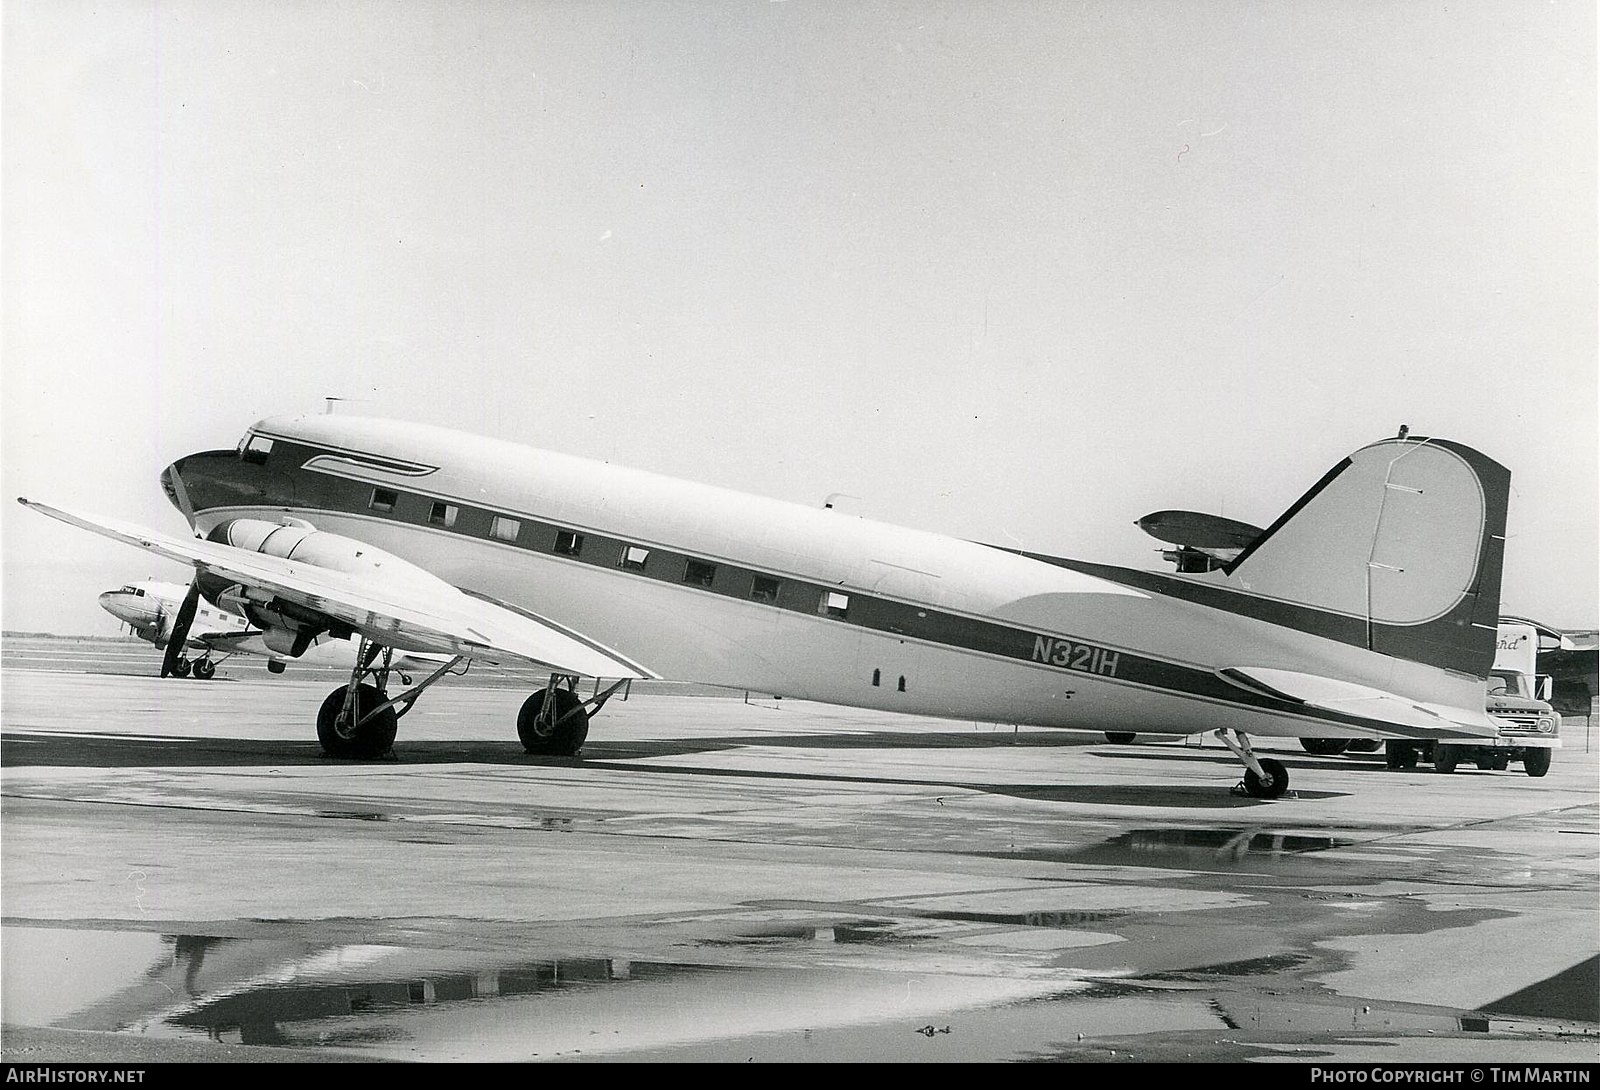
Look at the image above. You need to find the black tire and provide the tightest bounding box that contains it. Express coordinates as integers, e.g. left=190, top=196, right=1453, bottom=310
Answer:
left=317, top=684, right=398, bottom=759
left=1434, top=747, right=1458, bottom=773
left=1243, top=757, right=1290, bottom=799
left=518, top=688, right=590, bottom=756
left=1385, top=742, right=1418, bottom=770
left=1345, top=739, right=1382, bottom=753
left=192, top=658, right=216, bottom=681
left=1300, top=738, right=1350, bottom=756
left=1523, top=748, right=1552, bottom=777
left=1103, top=732, right=1137, bottom=745
left=170, top=657, right=192, bottom=679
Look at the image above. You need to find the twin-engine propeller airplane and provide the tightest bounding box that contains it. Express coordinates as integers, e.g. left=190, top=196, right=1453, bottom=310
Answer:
left=99, top=578, right=444, bottom=681
left=21, top=415, right=1509, bottom=798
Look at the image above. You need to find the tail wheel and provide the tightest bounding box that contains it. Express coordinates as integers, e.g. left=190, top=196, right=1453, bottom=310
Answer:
left=1300, top=738, right=1350, bottom=756
left=317, top=683, right=398, bottom=759
left=1243, top=757, right=1290, bottom=799
left=1523, top=749, right=1552, bottom=777
left=192, top=658, right=216, bottom=681
left=518, top=688, right=589, bottom=756
left=1103, top=732, right=1137, bottom=745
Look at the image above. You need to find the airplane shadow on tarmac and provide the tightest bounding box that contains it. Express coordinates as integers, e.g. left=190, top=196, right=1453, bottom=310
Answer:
left=0, top=730, right=1346, bottom=807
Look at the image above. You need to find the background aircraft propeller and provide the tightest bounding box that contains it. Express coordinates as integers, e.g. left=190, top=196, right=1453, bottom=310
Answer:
left=160, top=578, right=203, bottom=678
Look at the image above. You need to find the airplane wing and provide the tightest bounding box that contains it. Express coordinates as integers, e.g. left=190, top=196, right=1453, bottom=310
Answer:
left=1218, top=666, right=1501, bottom=739
left=188, top=630, right=270, bottom=654
left=20, top=499, right=657, bottom=680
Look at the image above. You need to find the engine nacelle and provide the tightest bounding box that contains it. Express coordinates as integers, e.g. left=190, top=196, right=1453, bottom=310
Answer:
left=200, top=518, right=457, bottom=656
left=205, top=519, right=453, bottom=593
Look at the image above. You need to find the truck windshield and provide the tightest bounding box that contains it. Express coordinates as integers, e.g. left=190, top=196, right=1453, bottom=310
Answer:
left=1487, top=671, right=1531, bottom=699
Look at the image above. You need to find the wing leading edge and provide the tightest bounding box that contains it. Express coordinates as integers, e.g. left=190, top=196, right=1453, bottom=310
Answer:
left=19, top=499, right=657, bottom=680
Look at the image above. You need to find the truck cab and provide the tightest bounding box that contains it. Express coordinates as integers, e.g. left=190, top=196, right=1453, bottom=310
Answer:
left=1426, top=623, right=1561, bottom=776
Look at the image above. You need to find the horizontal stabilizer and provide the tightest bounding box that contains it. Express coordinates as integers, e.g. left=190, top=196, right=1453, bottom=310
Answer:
left=1218, top=666, right=1501, bottom=739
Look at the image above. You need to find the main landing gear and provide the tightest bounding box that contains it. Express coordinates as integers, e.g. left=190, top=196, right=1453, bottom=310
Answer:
left=315, top=643, right=631, bottom=761
left=317, top=639, right=466, bottom=759
left=517, top=675, right=631, bottom=756
left=1215, top=728, right=1291, bottom=799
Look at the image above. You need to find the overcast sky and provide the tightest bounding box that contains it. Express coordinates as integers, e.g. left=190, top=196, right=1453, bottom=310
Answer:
left=3, top=0, right=1595, bottom=636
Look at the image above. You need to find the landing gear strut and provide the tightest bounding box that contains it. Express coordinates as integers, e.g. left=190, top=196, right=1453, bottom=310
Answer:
left=317, top=638, right=465, bottom=759
left=1216, top=728, right=1290, bottom=799
left=517, top=675, right=630, bottom=756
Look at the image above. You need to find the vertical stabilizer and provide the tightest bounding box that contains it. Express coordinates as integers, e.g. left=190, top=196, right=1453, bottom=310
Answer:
left=1216, top=437, right=1508, bottom=676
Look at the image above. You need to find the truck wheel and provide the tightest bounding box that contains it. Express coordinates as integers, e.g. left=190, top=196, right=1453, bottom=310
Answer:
left=1434, top=747, right=1458, bottom=774
left=1300, top=738, right=1350, bottom=756
left=1523, top=749, right=1552, bottom=778
left=1385, top=742, right=1417, bottom=770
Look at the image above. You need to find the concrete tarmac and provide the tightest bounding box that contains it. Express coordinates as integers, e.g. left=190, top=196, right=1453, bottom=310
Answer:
left=1, top=637, right=1597, bottom=1063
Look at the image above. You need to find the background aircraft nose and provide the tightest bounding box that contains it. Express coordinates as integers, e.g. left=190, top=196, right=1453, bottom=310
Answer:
left=98, top=590, right=155, bottom=627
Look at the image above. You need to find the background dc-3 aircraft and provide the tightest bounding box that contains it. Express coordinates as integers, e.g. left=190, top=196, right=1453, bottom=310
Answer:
left=22, top=414, right=1510, bottom=799
left=99, top=578, right=443, bottom=681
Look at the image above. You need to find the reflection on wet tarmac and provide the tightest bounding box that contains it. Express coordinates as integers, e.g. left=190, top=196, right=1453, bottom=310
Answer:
left=1060, top=827, right=1357, bottom=869
left=3, top=924, right=1223, bottom=1061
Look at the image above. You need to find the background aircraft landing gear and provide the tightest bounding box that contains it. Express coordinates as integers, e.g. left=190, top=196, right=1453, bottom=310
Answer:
left=317, top=683, right=398, bottom=759
left=1299, top=738, right=1349, bottom=756
left=192, top=658, right=216, bottom=680
left=169, top=656, right=192, bottom=679
left=1103, top=732, right=1137, bottom=744
left=518, top=686, right=589, bottom=756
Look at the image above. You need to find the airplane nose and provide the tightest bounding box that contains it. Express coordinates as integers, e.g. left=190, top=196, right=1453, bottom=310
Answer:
left=160, top=460, right=196, bottom=522
left=99, top=591, right=154, bottom=627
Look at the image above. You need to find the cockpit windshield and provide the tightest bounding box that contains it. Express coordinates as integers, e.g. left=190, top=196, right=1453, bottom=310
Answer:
left=237, top=432, right=274, bottom=463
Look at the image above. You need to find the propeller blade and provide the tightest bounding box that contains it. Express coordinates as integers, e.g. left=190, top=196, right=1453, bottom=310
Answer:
left=161, top=579, right=202, bottom=678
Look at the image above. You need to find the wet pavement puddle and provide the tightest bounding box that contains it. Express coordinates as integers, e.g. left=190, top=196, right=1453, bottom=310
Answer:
left=5, top=920, right=1589, bottom=1062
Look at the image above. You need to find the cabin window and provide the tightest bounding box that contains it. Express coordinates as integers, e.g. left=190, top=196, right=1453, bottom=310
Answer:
left=872, top=668, right=881, bottom=687
left=820, top=591, right=850, bottom=619
left=897, top=676, right=906, bottom=692
left=684, top=559, right=717, bottom=587
left=750, top=576, right=781, bottom=604
left=554, top=530, right=584, bottom=556
left=490, top=516, right=520, bottom=542
left=620, top=545, right=650, bottom=571
left=370, top=487, right=398, bottom=513
left=429, top=502, right=459, bottom=528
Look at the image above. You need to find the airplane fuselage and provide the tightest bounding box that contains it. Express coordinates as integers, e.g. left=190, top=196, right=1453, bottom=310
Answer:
left=161, top=415, right=1490, bottom=740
